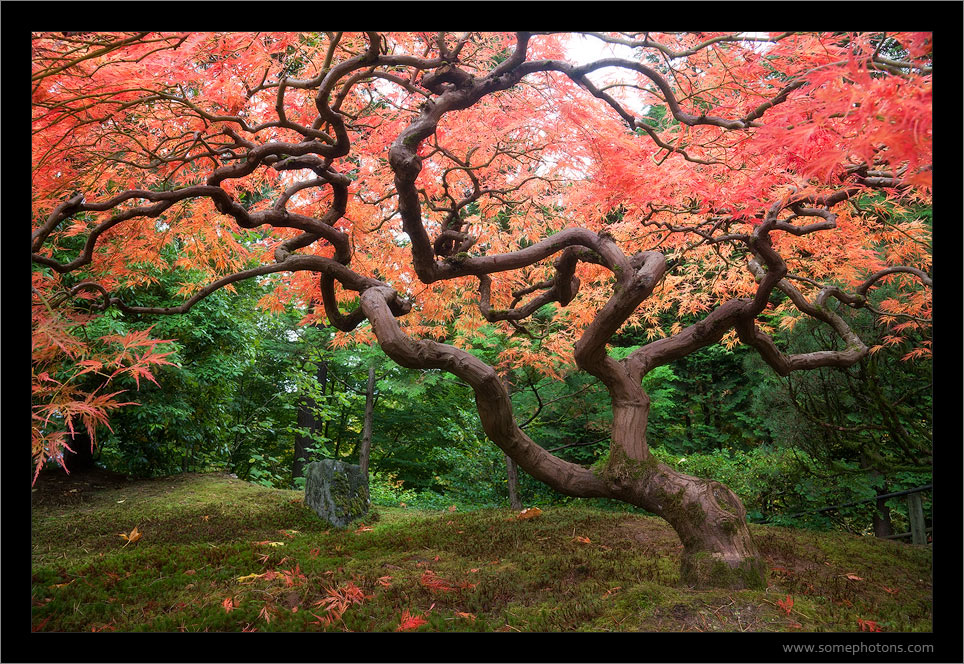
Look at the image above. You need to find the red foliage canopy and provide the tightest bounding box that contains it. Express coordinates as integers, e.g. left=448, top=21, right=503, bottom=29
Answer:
left=31, top=32, right=932, bottom=478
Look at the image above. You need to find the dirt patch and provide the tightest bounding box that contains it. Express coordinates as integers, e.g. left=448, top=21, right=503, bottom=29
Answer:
left=31, top=466, right=137, bottom=507
left=31, top=469, right=246, bottom=508
left=614, top=516, right=680, bottom=549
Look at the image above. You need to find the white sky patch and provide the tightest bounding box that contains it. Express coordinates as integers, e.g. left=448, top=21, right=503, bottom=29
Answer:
left=563, top=33, right=650, bottom=117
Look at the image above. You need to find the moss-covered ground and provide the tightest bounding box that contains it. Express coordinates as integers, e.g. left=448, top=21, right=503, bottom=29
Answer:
left=31, top=472, right=932, bottom=633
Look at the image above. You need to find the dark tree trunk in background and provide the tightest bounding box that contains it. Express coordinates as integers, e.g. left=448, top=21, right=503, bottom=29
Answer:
left=505, top=456, right=522, bottom=510
left=873, top=496, right=894, bottom=538
left=862, top=455, right=893, bottom=538
left=358, top=364, right=376, bottom=477
left=501, top=373, right=522, bottom=510
left=294, top=361, right=327, bottom=480
left=62, top=429, right=96, bottom=474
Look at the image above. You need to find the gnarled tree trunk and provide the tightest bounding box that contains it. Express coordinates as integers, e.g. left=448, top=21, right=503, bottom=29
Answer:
left=360, top=286, right=767, bottom=589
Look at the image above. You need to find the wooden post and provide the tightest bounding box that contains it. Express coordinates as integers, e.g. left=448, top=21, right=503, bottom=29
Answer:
left=906, top=492, right=926, bottom=545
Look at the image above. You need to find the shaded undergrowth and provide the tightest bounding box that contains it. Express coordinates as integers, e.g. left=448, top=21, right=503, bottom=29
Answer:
left=31, top=473, right=932, bottom=633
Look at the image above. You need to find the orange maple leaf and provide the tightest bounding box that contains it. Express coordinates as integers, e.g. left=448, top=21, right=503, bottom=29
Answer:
left=516, top=507, right=542, bottom=520
left=118, top=526, right=142, bottom=546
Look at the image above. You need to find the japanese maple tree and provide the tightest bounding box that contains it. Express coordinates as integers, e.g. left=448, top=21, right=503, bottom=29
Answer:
left=31, top=31, right=932, bottom=588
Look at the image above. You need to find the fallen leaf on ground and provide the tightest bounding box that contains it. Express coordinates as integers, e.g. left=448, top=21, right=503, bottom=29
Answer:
left=845, top=573, right=864, bottom=581
left=516, top=507, right=542, bottom=520
left=309, top=611, right=333, bottom=627
left=279, top=564, right=307, bottom=587
left=420, top=569, right=476, bottom=592
left=237, top=572, right=266, bottom=583
left=776, top=594, right=794, bottom=616
left=222, top=597, right=235, bottom=612
left=396, top=609, right=428, bottom=631
left=118, top=526, right=142, bottom=546
left=313, top=581, right=370, bottom=623
left=420, top=570, right=456, bottom=593
left=857, top=618, right=882, bottom=632
left=572, top=535, right=591, bottom=544
left=455, top=611, right=476, bottom=622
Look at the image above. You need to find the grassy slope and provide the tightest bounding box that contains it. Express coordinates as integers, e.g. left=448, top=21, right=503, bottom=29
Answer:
left=31, top=473, right=932, bottom=633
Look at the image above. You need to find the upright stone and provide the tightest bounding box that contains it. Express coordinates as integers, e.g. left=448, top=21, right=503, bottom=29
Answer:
left=304, top=459, right=370, bottom=527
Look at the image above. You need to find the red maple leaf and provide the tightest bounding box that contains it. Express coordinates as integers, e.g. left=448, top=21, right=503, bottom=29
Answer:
left=396, top=609, right=428, bottom=631
left=776, top=594, right=794, bottom=616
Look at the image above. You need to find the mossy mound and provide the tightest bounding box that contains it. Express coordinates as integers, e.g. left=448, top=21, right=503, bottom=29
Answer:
left=31, top=472, right=933, bottom=636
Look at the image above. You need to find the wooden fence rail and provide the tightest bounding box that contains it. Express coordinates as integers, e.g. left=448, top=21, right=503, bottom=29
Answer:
left=761, top=484, right=932, bottom=544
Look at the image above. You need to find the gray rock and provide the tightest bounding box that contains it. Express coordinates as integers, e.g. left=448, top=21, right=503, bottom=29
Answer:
left=304, top=459, right=370, bottom=527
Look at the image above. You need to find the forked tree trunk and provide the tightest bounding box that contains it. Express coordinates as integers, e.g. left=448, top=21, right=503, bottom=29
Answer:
left=592, top=375, right=766, bottom=588
left=360, top=287, right=767, bottom=590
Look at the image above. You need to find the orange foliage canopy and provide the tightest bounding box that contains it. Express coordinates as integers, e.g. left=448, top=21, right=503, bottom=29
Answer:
left=31, top=32, right=932, bottom=474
